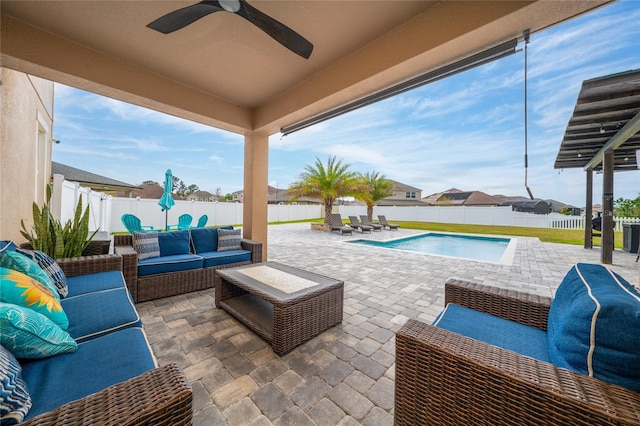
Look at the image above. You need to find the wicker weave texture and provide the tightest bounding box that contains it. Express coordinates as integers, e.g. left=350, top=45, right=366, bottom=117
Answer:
left=216, top=262, right=344, bottom=355
left=445, top=279, right=552, bottom=331
left=395, top=282, right=640, bottom=426
left=22, top=363, right=192, bottom=426
left=56, top=254, right=122, bottom=277
left=114, top=233, right=262, bottom=302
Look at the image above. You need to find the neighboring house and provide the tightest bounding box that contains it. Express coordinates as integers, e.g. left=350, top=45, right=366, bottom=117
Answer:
left=1, top=69, right=54, bottom=242
left=231, top=190, right=244, bottom=203
left=502, top=199, right=552, bottom=215
left=425, top=190, right=501, bottom=206
left=189, top=190, right=218, bottom=202
left=546, top=199, right=581, bottom=215
left=378, top=180, right=425, bottom=206
left=117, top=182, right=165, bottom=199
left=52, top=162, right=139, bottom=196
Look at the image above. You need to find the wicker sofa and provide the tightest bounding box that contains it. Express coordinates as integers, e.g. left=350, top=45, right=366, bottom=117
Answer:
left=2, top=252, right=192, bottom=425
left=395, top=273, right=640, bottom=426
left=114, top=227, right=262, bottom=302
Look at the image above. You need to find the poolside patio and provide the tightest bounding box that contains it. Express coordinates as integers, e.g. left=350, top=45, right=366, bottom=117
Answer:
left=136, top=223, right=639, bottom=425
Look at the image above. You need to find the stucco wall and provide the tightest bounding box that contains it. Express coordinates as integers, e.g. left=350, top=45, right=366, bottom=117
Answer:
left=1, top=68, right=54, bottom=242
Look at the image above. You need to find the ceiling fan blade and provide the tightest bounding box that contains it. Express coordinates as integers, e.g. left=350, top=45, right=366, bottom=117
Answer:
left=147, top=1, right=223, bottom=34
left=236, top=1, right=313, bottom=59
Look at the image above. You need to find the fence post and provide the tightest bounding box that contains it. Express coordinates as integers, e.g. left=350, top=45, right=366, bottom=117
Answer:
left=51, top=174, right=64, bottom=221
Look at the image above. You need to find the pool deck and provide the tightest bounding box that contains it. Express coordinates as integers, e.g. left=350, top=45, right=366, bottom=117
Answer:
left=137, top=223, right=639, bottom=425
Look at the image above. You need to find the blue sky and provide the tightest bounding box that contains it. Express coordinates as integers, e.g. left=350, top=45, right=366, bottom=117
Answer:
left=53, top=1, right=640, bottom=207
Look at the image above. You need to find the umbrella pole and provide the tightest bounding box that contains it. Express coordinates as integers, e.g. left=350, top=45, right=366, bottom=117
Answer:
left=165, top=209, right=168, bottom=232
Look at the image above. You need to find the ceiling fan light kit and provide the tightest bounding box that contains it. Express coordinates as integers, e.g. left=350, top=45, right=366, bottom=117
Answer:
left=147, top=0, right=313, bottom=59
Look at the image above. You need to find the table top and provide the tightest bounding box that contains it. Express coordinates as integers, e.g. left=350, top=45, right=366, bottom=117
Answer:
left=216, top=261, right=343, bottom=303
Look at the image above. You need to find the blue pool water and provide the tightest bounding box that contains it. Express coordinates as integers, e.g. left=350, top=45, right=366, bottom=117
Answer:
left=348, top=233, right=512, bottom=263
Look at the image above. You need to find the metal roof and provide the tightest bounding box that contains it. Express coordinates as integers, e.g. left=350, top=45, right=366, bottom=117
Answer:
left=554, top=69, right=640, bottom=172
left=52, top=162, right=138, bottom=192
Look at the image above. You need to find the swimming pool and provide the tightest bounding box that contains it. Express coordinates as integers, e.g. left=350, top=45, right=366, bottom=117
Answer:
left=347, top=232, right=515, bottom=264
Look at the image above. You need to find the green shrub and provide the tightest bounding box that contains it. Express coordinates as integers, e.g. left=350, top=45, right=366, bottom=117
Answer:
left=20, top=185, right=97, bottom=258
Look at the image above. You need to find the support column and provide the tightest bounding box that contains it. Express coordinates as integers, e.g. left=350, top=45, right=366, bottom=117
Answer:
left=243, top=131, right=269, bottom=261
left=584, top=169, right=593, bottom=249
left=601, top=151, right=614, bottom=264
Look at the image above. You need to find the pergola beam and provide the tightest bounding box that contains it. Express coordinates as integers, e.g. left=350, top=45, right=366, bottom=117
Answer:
left=584, top=111, right=640, bottom=170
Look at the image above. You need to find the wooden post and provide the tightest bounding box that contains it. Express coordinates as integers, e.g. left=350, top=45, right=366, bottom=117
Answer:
left=601, top=151, right=614, bottom=264
left=584, top=170, right=593, bottom=249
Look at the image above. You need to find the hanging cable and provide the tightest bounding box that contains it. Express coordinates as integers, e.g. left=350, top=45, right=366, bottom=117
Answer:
left=523, top=29, right=534, bottom=200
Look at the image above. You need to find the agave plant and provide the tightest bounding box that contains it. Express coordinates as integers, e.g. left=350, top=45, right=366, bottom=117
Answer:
left=20, top=185, right=97, bottom=258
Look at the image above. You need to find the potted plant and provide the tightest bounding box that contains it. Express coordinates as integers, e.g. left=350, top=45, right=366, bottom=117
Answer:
left=20, top=185, right=98, bottom=258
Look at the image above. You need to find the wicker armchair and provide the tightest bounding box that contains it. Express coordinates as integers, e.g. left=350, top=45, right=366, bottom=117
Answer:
left=395, top=279, right=640, bottom=426
left=21, top=254, right=193, bottom=426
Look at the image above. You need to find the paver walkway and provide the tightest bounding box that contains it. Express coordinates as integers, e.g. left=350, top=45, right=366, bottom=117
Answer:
left=136, top=223, right=639, bottom=425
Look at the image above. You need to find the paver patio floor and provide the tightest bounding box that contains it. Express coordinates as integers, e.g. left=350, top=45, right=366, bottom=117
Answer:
left=136, top=223, right=639, bottom=425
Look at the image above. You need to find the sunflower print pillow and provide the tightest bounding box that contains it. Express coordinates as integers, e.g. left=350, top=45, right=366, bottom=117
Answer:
left=0, top=268, right=69, bottom=330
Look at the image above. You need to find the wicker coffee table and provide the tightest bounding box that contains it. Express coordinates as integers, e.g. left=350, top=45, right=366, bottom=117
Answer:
left=215, top=261, right=344, bottom=355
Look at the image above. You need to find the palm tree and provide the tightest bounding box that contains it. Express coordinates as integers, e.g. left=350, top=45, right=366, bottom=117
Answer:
left=357, top=171, right=394, bottom=220
left=288, top=156, right=362, bottom=225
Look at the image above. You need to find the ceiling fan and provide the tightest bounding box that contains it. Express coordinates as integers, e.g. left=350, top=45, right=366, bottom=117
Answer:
left=147, top=0, right=314, bottom=59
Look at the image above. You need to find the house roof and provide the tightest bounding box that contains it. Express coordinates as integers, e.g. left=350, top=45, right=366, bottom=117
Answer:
left=387, top=179, right=421, bottom=193
left=194, top=190, right=215, bottom=198
left=52, top=162, right=138, bottom=192
left=127, top=183, right=165, bottom=200
left=501, top=199, right=549, bottom=208
left=554, top=69, right=640, bottom=172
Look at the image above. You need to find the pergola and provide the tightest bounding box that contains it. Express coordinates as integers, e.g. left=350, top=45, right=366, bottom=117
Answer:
left=554, top=69, right=640, bottom=264
left=1, top=0, right=613, bottom=258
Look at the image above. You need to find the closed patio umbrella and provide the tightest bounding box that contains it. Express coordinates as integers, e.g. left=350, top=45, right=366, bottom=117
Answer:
left=158, top=169, right=175, bottom=231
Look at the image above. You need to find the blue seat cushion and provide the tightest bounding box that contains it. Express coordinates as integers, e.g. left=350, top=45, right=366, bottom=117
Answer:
left=21, top=327, right=156, bottom=420
left=158, top=230, right=190, bottom=256
left=200, top=249, right=251, bottom=268
left=433, top=303, right=550, bottom=363
left=66, top=270, right=127, bottom=298
left=61, top=288, right=141, bottom=342
left=137, top=253, right=203, bottom=276
left=190, top=226, right=233, bottom=254
left=548, top=263, right=640, bottom=392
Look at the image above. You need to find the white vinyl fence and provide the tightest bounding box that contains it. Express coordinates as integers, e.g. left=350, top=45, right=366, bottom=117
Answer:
left=338, top=205, right=640, bottom=232
left=54, top=177, right=638, bottom=234
left=109, top=197, right=320, bottom=232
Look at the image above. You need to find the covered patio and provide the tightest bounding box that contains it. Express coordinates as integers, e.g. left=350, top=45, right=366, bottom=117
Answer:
left=139, top=223, right=639, bottom=424
left=1, top=0, right=612, bottom=257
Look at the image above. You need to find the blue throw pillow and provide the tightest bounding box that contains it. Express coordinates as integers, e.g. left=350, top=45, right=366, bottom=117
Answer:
left=0, top=241, right=19, bottom=254
left=0, top=303, right=77, bottom=359
left=0, top=251, right=59, bottom=300
left=190, top=226, right=233, bottom=253
left=0, top=268, right=69, bottom=330
left=158, top=231, right=191, bottom=256
left=217, top=228, right=242, bottom=252
left=16, top=249, right=68, bottom=299
left=547, top=263, right=640, bottom=392
left=132, top=231, right=160, bottom=260
left=0, top=344, right=32, bottom=425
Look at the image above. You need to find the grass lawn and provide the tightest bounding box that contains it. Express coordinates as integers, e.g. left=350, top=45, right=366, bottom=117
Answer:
left=393, top=221, right=624, bottom=249
left=306, top=217, right=623, bottom=249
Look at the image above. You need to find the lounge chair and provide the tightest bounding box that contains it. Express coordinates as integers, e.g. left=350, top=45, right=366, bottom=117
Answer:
left=348, top=216, right=373, bottom=233
left=359, top=215, right=383, bottom=231
left=378, top=215, right=399, bottom=230
left=193, top=214, right=208, bottom=228
left=121, top=213, right=156, bottom=234
left=168, top=214, right=193, bottom=230
left=330, top=214, right=353, bottom=235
